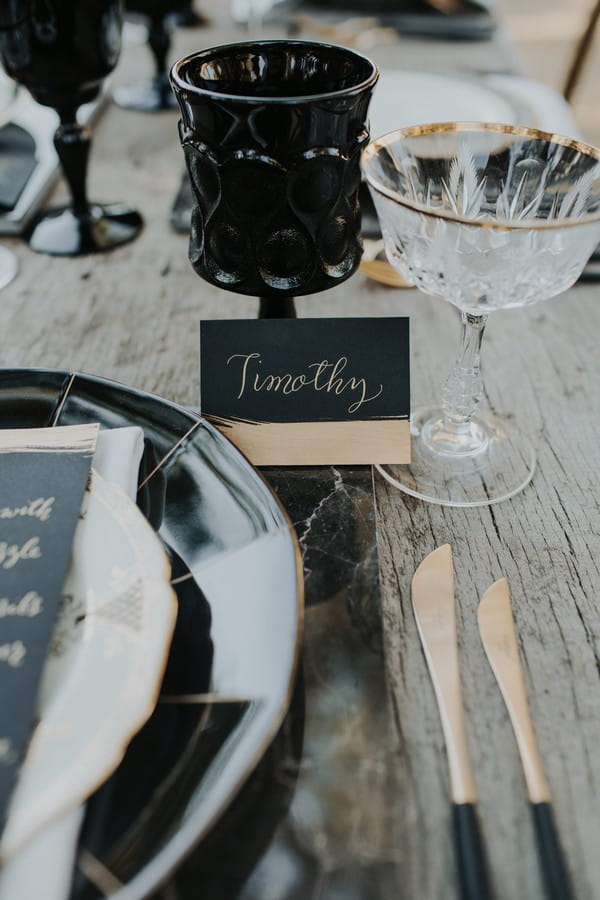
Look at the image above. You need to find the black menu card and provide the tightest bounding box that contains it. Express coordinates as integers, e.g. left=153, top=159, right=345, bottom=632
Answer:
left=200, top=318, right=410, bottom=465
left=0, top=424, right=98, bottom=833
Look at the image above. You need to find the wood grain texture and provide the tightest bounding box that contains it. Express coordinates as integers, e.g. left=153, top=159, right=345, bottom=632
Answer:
left=1, top=4, right=599, bottom=898
left=376, top=289, right=600, bottom=900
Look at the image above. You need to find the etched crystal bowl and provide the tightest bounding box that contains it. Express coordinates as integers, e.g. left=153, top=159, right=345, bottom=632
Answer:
left=364, top=123, right=600, bottom=315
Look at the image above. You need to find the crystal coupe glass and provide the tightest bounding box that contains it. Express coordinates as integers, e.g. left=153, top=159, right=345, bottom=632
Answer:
left=362, top=122, right=600, bottom=506
left=170, top=40, right=378, bottom=318
left=0, top=0, right=143, bottom=256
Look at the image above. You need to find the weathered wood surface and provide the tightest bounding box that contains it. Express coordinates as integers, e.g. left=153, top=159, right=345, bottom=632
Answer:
left=1, top=4, right=600, bottom=898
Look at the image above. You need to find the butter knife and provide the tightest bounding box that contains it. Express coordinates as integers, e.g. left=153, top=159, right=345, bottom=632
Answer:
left=478, top=579, right=574, bottom=900
left=412, top=545, right=494, bottom=900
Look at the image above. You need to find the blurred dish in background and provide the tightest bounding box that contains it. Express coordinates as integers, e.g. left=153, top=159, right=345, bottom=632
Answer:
left=368, top=69, right=533, bottom=141
left=278, top=0, right=497, bottom=41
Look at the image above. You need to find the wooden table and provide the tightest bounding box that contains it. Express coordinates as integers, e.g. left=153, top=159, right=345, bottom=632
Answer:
left=1, top=4, right=599, bottom=899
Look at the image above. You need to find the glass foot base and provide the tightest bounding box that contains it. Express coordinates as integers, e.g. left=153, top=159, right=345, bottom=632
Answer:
left=113, top=78, right=176, bottom=112
left=0, top=247, right=17, bottom=289
left=27, top=204, right=143, bottom=256
left=376, top=405, right=536, bottom=508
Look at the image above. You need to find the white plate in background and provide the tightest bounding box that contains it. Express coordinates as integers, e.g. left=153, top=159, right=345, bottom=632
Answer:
left=369, top=69, right=534, bottom=140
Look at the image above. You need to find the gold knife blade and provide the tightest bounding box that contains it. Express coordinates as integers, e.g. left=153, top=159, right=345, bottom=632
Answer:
left=477, top=579, right=550, bottom=803
left=412, top=544, right=477, bottom=804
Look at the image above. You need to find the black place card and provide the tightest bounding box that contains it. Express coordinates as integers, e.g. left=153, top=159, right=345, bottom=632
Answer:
left=0, top=424, right=98, bottom=834
left=200, top=318, right=410, bottom=465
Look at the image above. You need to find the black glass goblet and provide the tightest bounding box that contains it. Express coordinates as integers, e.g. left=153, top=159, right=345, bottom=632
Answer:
left=115, top=0, right=196, bottom=112
left=170, top=40, right=379, bottom=318
left=0, top=0, right=143, bottom=256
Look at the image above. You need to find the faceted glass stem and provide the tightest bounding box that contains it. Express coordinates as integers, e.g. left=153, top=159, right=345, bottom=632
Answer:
left=422, top=312, right=490, bottom=456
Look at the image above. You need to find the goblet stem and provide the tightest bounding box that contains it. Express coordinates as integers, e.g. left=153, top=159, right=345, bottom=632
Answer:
left=54, top=116, right=91, bottom=218
left=113, top=13, right=174, bottom=111
left=148, top=15, right=170, bottom=84
left=422, top=311, right=489, bottom=456
left=442, top=311, right=487, bottom=426
left=259, top=296, right=297, bottom=319
left=27, top=111, right=143, bottom=255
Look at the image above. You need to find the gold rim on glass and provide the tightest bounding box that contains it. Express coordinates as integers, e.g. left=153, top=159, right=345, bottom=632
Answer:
left=362, top=121, right=600, bottom=231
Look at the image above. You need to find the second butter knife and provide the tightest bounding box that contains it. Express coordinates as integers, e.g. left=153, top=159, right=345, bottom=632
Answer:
left=478, top=579, right=575, bottom=900
left=412, top=544, right=494, bottom=900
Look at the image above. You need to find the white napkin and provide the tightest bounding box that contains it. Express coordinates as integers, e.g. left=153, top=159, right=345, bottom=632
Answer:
left=0, top=426, right=145, bottom=900
left=92, top=426, right=145, bottom=500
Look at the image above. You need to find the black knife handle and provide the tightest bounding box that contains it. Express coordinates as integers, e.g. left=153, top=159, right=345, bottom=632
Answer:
left=453, top=803, right=494, bottom=900
left=532, top=802, right=575, bottom=900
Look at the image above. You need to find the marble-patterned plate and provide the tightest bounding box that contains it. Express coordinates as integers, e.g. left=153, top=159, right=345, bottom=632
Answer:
left=0, top=369, right=303, bottom=898
left=0, top=470, right=177, bottom=862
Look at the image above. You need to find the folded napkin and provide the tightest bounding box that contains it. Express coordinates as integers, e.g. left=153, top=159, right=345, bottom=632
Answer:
left=0, top=426, right=145, bottom=900
left=91, top=426, right=145, bottom=502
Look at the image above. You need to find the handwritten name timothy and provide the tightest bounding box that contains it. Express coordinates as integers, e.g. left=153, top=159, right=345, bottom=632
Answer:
left=227, top=353, right=383, bottom=415
left=0, top=497, right=55, bottom=523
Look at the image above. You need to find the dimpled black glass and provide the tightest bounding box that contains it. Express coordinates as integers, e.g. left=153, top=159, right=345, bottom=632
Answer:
left=170, top=41, right=378, bottom=312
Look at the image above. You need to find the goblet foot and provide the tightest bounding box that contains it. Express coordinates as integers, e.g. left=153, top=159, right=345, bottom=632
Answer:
left=26, top=204, right=143, bottom=256
left=376, top=405, right=536, bottom=507
left=113, top=76, right=176, bottom=112
left=0, top=247, right=18, bottom=289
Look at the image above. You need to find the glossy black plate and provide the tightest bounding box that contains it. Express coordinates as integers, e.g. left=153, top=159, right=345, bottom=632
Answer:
left=0, top=368, right=303, bottom=899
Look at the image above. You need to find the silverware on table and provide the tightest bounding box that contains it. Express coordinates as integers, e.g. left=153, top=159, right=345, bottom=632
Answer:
left=478, top=579, right=575, bottom=900
left=412, top=544, right=494, bottom=900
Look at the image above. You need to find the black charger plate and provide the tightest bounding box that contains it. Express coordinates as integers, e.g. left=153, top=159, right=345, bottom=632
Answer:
left=0, top=368, right=303, bottom=899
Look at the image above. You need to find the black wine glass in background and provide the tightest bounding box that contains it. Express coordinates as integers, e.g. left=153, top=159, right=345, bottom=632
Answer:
left=0, top=0, right=143, bottom=256
left=115, top=0, right=204, bottom=112
left=170, top=41, right=379, bottom=318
